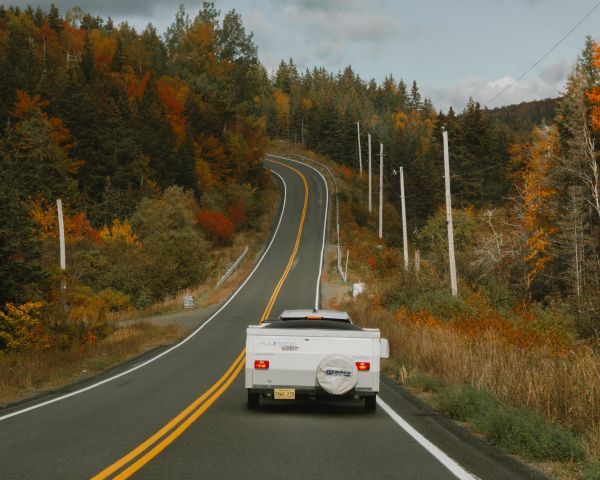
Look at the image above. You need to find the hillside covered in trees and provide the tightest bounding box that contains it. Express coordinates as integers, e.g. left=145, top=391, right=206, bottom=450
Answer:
left=1, top=3, right=599, bottom=351
left=0, top=3, right=271, bottom=349
left=264, top=42, right=599, bottom=338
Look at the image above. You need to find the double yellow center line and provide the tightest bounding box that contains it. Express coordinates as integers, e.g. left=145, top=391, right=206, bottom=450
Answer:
left=91, top=159, right=309, bottom=479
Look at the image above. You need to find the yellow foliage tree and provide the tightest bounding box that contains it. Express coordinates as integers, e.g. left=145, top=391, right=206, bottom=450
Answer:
left=273, top=88, right=290, bottom=138
left=518, top=126, right=560, bottom=290
left=99, top=219, right=141, bottom=246
left=0, top=301, right=48, bottom=351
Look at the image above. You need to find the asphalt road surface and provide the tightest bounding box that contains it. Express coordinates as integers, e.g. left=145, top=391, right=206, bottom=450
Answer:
left=0, top=156, right=546, bottom=479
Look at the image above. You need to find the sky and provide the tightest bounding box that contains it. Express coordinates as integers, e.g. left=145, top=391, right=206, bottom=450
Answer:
left=11, top=0, right=600, bottom=111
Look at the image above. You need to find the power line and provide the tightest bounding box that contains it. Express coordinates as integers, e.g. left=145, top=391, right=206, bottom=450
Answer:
left=484, top=1, right=600, bottom=108
left=451, top=160, right=513, bottom=178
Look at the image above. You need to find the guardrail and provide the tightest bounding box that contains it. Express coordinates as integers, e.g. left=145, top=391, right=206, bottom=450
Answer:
left=216, top=246, right=249, bottom=287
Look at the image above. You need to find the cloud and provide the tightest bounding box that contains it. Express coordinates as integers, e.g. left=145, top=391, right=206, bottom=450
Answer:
left=427, top=61, right=573, bottom=112
left=277, top=2, right=411, bottom=69
left=276, top=0, right=364, bottom=13
left=20, top=0, right=173, bottom=17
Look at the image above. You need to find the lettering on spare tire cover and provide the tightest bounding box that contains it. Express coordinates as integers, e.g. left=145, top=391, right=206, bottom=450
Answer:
left=324, top=368, right=352, bottom=377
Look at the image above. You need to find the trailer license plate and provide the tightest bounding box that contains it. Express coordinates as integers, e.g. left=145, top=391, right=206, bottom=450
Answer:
left=274, top=388, right=295, bottom=400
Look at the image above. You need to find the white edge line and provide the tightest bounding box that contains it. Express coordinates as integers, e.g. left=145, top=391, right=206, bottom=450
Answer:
left=267, top=155, right=328, bottom=310
left=0, top=167, right=289, bottom=422
left=377, top=397, right=481, bottom=480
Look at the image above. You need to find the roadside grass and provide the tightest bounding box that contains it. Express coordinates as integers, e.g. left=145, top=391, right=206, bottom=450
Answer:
left=351, top=292, right=600, bottom=459
left=582, top=459, right=600, bottom=480
left=0, top=322, right=179, bottom=405
left=382, top=357, right=594, bottom=478
left=436, top=385, right=585, bottom=462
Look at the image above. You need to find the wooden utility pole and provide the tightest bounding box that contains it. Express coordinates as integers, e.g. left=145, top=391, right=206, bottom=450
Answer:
left=57, top=199, right=67, bottom=309
left=379, top=143, right=383, bottom=239
left=57, top=199, right=66, bottom=272
left=400, top=167, right=409, bottom=271
left=368, top=133, right=372, bottom=214
left=393, top=166, right=409, bottom=270
left=442, top=129, right=458, bottom=296
left=357, top=122, right=363, bottom=177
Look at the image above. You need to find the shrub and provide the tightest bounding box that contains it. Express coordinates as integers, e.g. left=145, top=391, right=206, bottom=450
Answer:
left=131, top=187, right=212, bottom=301
left=197, top=209, right=234, bottom=242
left=480, top=406, right=585, bottom=461
left=437, top=385, right=585, bottom=461
left=436, top=385, right=498, bottom=421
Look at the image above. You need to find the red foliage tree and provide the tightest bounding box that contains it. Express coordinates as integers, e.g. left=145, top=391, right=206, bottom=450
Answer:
left=196, top=210, right=233, bottom=243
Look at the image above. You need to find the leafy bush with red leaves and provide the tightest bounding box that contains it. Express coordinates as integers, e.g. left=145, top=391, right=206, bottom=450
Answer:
left=196, top=210, right=233, bottom=243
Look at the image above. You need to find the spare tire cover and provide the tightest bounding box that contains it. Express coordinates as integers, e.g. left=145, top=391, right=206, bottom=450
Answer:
left=316, top=354, right=357, bottom=395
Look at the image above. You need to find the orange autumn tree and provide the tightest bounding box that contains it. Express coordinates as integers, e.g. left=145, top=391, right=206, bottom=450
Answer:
left=89, top=29, right=116, bottom=70
left=155, top=76, right=190, bottom=147
left=586, top=40, right=600, bottom=131
left=126, top=71, right=151, bottom=101
left=30, top=200, right=99, bottom=242
left=584, top=40, right=600, bottom=219
left=517, top=126, right=560, bottom=291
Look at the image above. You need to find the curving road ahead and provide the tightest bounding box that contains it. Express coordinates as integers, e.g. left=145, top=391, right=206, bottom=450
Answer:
left=0, top=156, right=545, bottom=479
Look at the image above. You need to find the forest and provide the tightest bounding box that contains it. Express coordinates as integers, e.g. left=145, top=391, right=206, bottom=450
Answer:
left=1, top=4, right=599, bottom=353
left=0, top=3, right=271, bottom=350
left=264, top=43, right=599, bottom=340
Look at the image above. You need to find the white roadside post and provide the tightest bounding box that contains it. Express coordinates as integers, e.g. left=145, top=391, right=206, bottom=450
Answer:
left=379, top=142, right=383, bottom=239
left=344, top=249, right=349, bottom=281
left=393, top=167, right=409, bottom=271
left=368, top=133, right=372, bottom=214
left=442, top=129, right=458, bottom=297
left=357, top=121, right=363, bottom=177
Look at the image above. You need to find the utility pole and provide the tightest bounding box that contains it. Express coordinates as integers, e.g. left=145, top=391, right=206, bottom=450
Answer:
left=393, top=167, right=409, bottom=271
left=56, top=199, right=67, bottom=308
left=442, top=129, right=458, bottom=297
left=357, top=122, right=363, bottom=177
left=368, top=133, right=372, bottom=214
left=379, top=142, right=383, bottom=239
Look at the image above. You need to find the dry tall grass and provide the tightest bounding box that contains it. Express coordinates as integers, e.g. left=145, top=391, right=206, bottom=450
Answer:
left=349, top=295, right=600, bottom=457
left=0, top=322, right=178, bottom=405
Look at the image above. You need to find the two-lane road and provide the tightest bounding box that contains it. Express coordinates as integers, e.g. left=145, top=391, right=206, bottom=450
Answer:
left=0, top=156, right=544, bottom=479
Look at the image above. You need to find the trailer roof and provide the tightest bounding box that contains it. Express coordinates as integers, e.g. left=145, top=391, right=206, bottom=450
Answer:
left=278, top=309, right=351, bottom=322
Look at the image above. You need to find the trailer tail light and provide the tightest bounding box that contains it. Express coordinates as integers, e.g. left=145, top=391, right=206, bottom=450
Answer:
left=254, top=360, right=269, bottom=369
left=356, top=361, right=370, bottom=371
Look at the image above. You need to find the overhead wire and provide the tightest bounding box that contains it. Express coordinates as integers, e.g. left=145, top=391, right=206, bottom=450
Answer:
left=484, top=0, right=600, bottom=108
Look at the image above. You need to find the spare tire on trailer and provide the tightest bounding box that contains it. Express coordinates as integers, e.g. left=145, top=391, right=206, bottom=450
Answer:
left=316, top=354, right=357, bottom=395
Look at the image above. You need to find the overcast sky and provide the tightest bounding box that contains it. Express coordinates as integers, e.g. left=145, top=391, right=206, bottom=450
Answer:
left=11, top=0, right=600, bottom=111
